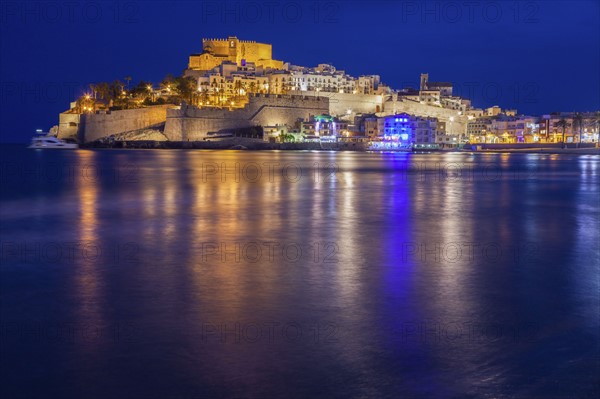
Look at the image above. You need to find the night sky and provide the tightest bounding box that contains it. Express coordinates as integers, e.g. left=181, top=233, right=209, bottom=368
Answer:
left=0, top=0, right=598, bottom=143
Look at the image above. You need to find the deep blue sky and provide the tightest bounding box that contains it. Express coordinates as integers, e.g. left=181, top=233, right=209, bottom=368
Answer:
left=1, top=0, right=598, bottom=143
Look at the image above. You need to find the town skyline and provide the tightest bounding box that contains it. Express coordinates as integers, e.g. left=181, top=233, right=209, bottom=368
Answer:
left=1, top=1, right=598, bottom=143
left=51, top=35, right=598, bottom=148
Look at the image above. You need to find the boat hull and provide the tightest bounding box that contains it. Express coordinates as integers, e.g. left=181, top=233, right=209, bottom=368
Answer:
left=28, top=143, right=79, bottom=149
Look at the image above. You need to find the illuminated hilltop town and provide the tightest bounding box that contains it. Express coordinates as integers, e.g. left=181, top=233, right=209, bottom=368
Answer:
left=57, top=36, right=599, bottom=148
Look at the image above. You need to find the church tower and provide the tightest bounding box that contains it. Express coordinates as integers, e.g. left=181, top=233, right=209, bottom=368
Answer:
left=420, top=73, right=429, bottom=91
left=227, top=36, right=238, bottom=62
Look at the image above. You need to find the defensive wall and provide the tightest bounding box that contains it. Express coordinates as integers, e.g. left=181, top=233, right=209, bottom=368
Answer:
left=297, top=91, right=384, bottom=116
left=57, top=105, right=172, bottom=143
left=164, top=94, right=329, bottom=141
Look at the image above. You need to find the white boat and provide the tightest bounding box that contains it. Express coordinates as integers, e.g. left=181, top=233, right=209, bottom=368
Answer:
left=28, top=131, right=78, bottom=149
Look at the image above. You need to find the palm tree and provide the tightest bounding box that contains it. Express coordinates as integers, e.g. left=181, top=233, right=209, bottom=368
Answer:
left=161, top=74, right=176, bottom=93
left=210, top=80, right=219, bottom=105
left=555, top=118, right=570, bottom=148
left=175, top=76, right=197, bottom=104
left=233, top=80, right=243, bottom=103
left=88, top=84, right=97, bottom=99
left=96, top=82, right=110, bottom=101
left=588, top=111, right=600, bottom=143
left=124, top=76, right=132, bottom=91
left=200, top=89, right=209, bottom=106
left=572, top=113, right=584, bottom=147
left=105, top=80, right=125, bottom=108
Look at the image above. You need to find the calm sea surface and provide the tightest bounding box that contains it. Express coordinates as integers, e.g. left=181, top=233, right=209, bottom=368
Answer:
left=1, top=146, right=599, bottom=398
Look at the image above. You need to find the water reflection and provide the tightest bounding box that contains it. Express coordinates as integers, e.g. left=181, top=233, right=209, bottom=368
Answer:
left=1, top=147, right=598, bottom=398
left=73, top=150, right=103, bottom=356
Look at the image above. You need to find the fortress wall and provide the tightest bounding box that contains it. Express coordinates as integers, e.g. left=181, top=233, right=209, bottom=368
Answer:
left=249, top=96, right=329, bottom=129
left=164, top=107, right=252, bottom=141
left=245, top=94, right=329, bottom=120
left=78, top=105, right=171, bottom=143
left=251, top=105, right=325, bottom=127
left=299, top=91, right=384, bottom=116
left=166, top=115, right=254, bottom=141
left=239, top=42, right=272, bottom=62
left=164, top=95, right=329, bottom=141
left=202, top=38, right=231, bottom=57
left=201, top=38, right=273, bottom=65
left=189, top=53, right=223, bottom=71
left=256, top=59, right=284, bottom=69
left=57, top=113, right=81, bottom=141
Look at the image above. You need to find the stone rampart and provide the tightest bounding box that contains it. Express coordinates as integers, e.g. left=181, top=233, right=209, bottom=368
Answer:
left=58, top=105, right=172, bottom=143
left=164, top=94, right=329, bottom=141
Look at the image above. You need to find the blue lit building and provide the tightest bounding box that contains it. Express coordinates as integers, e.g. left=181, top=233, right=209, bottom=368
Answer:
left=376, top=113, right=438, bottom=147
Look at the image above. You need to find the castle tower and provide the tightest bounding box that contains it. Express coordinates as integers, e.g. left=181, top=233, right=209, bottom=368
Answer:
left=420, top=73, right=429, bottom=91
left=227, top=36, right=238, bottom=61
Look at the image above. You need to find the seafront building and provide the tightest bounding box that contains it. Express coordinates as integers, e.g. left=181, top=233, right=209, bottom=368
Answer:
left=300, top=114, right=349, bottom=141
left=375, top=114, right=438, bottom=146
left=56, top=36, right=600, bottom=146
left=465, top=111, right=599, bottom=144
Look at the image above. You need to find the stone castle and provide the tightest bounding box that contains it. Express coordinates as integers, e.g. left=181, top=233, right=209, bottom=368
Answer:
left=188, top=36, right=284, bottom=72
left=57, top=36, right=492, bottom=144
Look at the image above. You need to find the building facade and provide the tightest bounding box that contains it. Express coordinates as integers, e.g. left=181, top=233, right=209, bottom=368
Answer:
left=300, top=114, right=348, bottom=140
left=375, top=113, right=438, bottom=145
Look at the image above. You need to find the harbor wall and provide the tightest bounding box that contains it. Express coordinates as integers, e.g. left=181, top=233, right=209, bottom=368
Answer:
left=58, top=105, right=172, bottom=143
